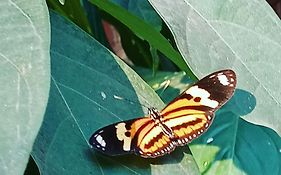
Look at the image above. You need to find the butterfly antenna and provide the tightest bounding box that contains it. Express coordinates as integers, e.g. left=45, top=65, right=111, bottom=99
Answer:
left=113, top=95, right=151, bottom=110
left=158, top=79, right=171, bottom=97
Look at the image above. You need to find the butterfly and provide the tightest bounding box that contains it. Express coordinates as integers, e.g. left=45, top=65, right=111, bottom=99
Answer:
left=89, top=69, right=236, bottom=158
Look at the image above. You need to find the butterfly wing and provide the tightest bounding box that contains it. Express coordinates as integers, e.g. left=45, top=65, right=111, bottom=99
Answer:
left=89, top=117, right=155, bottom=156
left=133, top=123, right=176, bottom=158
left=89, top=70, right=236, bottom=158
left=160, top=69, right=236, bottom=145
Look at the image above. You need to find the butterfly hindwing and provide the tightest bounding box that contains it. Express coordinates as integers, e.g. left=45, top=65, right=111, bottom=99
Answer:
left=134, top=122, right=175, bottom=158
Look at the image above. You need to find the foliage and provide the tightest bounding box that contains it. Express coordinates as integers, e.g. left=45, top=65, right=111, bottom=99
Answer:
left=0, top=0, right=280, bottom=175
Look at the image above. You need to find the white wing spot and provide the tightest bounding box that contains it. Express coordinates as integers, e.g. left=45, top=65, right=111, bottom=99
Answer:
left=186, top=86, right=219, bottom=108
left=180, top=139, right=184, bottom=143
left=96, top=135, right=106, bottom=147
left=115, top=123, right=132, bottom=151
left=218, top=74, right=229, bottom=86
left=178, top=140, right=182, bottom=144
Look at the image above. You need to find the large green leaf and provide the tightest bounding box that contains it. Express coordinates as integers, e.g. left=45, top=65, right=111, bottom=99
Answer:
left=0, top=0, right=50, bottom=174
left=143, top=70, right=281, bottom=175
left=89, top=0, right=196, bottom=80
left=32, top=11, right=200, bottom=175
left=148, top=0, right=281, bottom=136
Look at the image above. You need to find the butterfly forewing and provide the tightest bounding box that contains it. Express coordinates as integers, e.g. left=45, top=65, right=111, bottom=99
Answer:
left=89, top=117, right=153, bottom=156
left=89, top=69, right=236, bottom=158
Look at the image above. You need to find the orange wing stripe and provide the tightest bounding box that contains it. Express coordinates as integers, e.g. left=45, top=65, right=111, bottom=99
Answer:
left=161, top=105, right=212, bottom=117
left=171, top=118, right=203, bottom=137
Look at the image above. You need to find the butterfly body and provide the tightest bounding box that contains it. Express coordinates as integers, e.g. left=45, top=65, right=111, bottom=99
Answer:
left=89, top=70, right=236, bottom=158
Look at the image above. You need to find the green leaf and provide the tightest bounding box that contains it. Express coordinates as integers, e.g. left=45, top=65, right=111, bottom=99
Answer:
left=32, top=11, right=200, bottom=175
left=146, top=70, right=281, bottom=175
left=47, top=0, right=93, bottom=35
left=110, top=0, right=162, bottom=30
left=191, top=110, right=281, bottom=175
left=135, top=68, right=192, bottom=103
left=0, top=0, right=50, bottom=174
left=89, top=0, right=196, bottom=80
left=127, top=0, right=162, bottom=31
left=148, top=0, right=281, bottom=136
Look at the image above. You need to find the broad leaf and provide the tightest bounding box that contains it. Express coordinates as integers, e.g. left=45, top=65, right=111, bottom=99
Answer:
left=148, top=0, right=281, bottom=135
left=0, top=0, right=50, bottom=174
left=32, top=11, right=200, bottom=175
